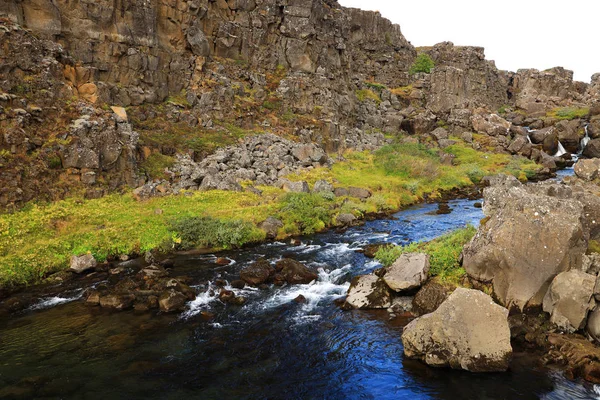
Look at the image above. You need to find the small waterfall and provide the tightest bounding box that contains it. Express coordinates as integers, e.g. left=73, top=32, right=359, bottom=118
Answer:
left=554, top=141, right=567, bottom=157
left=581, top=124, right=591, bottom=152
left=525, top=127, right=533, bottom=144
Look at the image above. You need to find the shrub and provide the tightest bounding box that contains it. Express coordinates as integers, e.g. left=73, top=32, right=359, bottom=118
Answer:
left=170, top=216, right=263, bottom=249
left=409, top=53, right=435, bottom=75
left=375, top=225, right=477, bottom=283
left=278, top=192, right=333, bottom=235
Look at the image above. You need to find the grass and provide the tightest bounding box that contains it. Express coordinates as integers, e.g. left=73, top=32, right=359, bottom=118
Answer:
left=0, top=139, right=542, bottom=289
left=356, top=89, right=381, bottom=104
left=375, top=225, right=477, bottom=284
left=547, top=107, right=589, bottom=121
left=390, top=85, right=413, bottom=99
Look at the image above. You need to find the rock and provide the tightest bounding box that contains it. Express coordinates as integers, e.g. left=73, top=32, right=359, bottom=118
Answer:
left=583, top=139, right=600, bottom=159
left=231, top=280, right=246, bottom=290
left=463, top=183, right=588, bottom=311
left=430, top=127, right=449, bottom=141
left=333, top=187, right=349, bottom=197
left=471, top=112, right=511, bottom=137
left=360, top=243, right=386, bottom=258
left=344, top=274, right=391, bottom=309
left=69, top=253, right=97, bottom=274
left=547, top=333, right=600, bottom=384
left=336, top=213, right=356, bottom=226
left=542, top=270, right=595, bottom=333
left=282, top=180, right=309, bottom=193
left=240, top=259, right=275, bottom=286
left=575, top=159, right=600, bottom=181
left=412, top=279, right=454, bottom=316
left=110, top=106, right=128, bottom=123
left=218, top=289, right=236, bottom=303
left=275, top=258, right=318, bottom=284
left=85, top=290, right=100, bottom=306
left=260, top=217, right=283, bottom=239
left=555, top=119, right=581, bottom=153
left=587, top=308, right=600, bottom=342
left=99, top=294, right=135, bottom=310
left=402, top=288, right=512, bottom=372
left=158, top=290, right=188, bottom=312
left=382, top=253, right=430, bottom=292
left=215, top=257, right=231, bottom=266
left=313, top=180, right=334, bottom=194
left=347, top=187, right=371, bottom=199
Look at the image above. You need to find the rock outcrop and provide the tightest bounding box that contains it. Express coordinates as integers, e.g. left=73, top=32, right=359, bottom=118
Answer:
left=402, top=288, right=512, bottom=372
left=463, top=179, right=589, bottom=311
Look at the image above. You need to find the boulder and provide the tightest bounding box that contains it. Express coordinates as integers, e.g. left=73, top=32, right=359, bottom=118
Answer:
left=555, top=119, right=581, bottom=153
left=347, top=187, right=371, bottom=199
left=159, top=290, right=188, bottom=312
left=574, top=159, right=600, bottom=181
left=463, top=183, right=588, bottom=311
left=344, top=274, right=391, bottom=309
left=412, top=279, right=454, bottom=316
left=430, top=127, right=449, bottom=141
left=584, top=139, right=600, bottom=159
left=99, top=294, right=135, bottom=310
left=336, top=213, right=356, bottom=226
left=282, top=180, right=309, bottom=193
left=382, top=253, right=430, bottom=292
left=312, top=180, right=334, bottom=194
left=402, top=288, right=512, bottom=372
left=275, top=258, right=318, bottom=284
left=240, top=259, right=275, bottom=286
left=69, top=253, right=97, bottom=274
left=260, top=217, right=283, bottom=239
left=587, top=308, right=600, bottom=341
left=542, top=270, right=595, bottom=333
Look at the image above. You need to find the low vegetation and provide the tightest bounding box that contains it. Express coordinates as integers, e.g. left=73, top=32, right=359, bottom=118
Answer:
left=409, top=53, right=435, bottom=75
left=0, top=137, right=541, bottom=289
left=355, top=88, right=381, bottom=104
left=375, top=225, right=477, bottom=284
left=547, top=107, right=590, bottom=121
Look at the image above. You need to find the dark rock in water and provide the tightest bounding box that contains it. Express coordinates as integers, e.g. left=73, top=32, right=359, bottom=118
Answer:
left=435, top=203, right=452, bottom=215
left=218, top=289, right=236, bottom=303
left=240, top=259, right=275, bottom=286
left=473, top=202, right=483, bottom=208
left=230, top=280, right=246, bottom=290
left=200, top=311, right=215, bottom=321
left=412, top=280, right=454, bottom=316
left=294, top=294, right=307, bottom=304
left=99, top=294, right=135, bottom=310
left=158, top=290, right=187, bottom=312
left=359, top=243, right=387, bottom=258
left=214, top=279, right=227, bottom=287
left=291, top=239, right=302, bottom=246
left=232, top=296, right=247, bottom=306
left=85, top=290, right=100, bottom=306
left=215, top=257, right=231, bottom=266
left=275, top=258, right=318, bottom=284
left=547, top=333, right=600, bottom=384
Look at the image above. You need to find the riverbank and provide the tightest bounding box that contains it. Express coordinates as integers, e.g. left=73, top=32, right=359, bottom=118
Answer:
left=0, top=139, right=541, bottom=292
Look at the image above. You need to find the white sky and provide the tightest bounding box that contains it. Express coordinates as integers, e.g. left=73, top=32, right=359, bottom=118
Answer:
left=338, top=0, right=599, bottom=82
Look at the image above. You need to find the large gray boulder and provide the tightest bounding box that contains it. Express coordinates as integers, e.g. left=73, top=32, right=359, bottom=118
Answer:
left=402, top=288, right=512, bottom=372
left=574, top=159, right=600, bottom=181
left=383, top=253, right=430, bottom=292
left=463, top=183, right=588, bottom=311
left=543, top=270, right=595, bottom=333
left=344, top=274, right=391, bottom=309
left=69, top=253, right=97, bottom=274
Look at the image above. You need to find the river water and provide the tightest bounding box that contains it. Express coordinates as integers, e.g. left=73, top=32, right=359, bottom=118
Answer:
left=1, top=198, right=599, bottom=399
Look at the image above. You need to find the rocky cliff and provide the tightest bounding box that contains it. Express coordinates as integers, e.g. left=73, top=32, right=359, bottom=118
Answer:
left=1, top=1, right=599, bottom=208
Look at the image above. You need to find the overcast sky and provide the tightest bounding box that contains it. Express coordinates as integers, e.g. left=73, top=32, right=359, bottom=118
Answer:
left=338, top=0, right=599, bottom=82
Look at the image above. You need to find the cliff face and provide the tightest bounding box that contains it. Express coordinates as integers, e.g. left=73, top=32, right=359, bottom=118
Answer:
left=0, top=1, right=599, bottom=209
left=1, top=0, right=414, bottom=105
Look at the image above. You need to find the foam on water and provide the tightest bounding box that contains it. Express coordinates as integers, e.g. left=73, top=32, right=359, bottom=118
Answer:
left=29, top=290, right=84, bottom=310
left=181, top=286, right=219, bottom=319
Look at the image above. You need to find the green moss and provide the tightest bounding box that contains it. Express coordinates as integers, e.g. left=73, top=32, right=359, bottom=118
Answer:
left=356, top=89, right=381, bottom=104
left=375, top=225, right=477, bottom=284
left=365, top=81, right=387, bottom=91
left=140, top=153, right=175, bottom=180
left=547, top=107, right=589, bottom=121
left=166, top=90, right=191, bottom=109
left=588, top=240, right=600, bottom=255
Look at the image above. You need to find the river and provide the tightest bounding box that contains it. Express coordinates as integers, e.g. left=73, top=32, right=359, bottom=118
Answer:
left=1, top=196, right=599, bottom=399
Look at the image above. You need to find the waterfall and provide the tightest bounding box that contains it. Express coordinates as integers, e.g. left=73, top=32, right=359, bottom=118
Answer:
left=581, top=124, right=591, bottom=151
left=525, top=127, right=533, bottom=144
left=554, top=141, right=567, bottom=157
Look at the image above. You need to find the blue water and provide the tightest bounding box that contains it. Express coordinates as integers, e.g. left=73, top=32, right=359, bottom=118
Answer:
left=0, top=198, right=598, bottom=399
